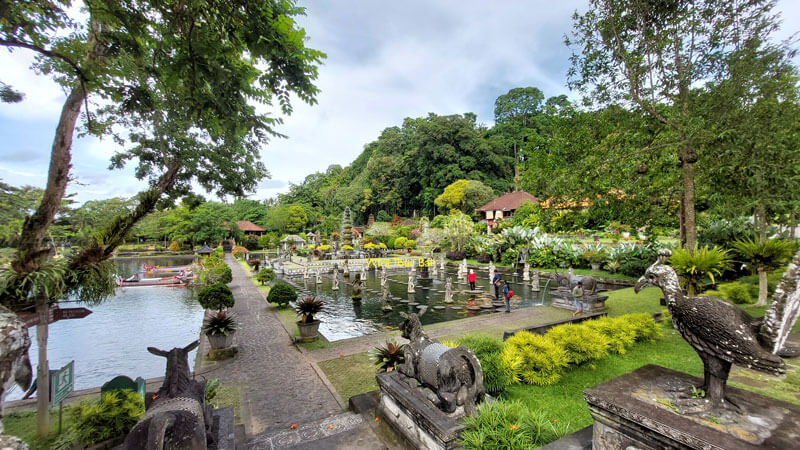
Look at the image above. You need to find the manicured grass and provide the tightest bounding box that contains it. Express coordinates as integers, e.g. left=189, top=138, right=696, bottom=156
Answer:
left=462, top=258, right=636, bottom=281
left=317, top=353, right=378, bottom=402
left=503, top=326, right=702, bottom=436
left=213, top=383, right=243, bottom=425
left=4, top=409, right=78, bottom=450
left=604, top=286, right=664, bottom=316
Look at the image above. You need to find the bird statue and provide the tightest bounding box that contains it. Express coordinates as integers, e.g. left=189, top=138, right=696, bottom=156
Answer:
left=634, top=248, right=800, bottom=411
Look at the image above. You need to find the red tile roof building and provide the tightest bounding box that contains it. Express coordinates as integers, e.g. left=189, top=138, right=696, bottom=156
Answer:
left=475, top=191, right=539, bottom=221
left=235, top=221, right=265, bottom=234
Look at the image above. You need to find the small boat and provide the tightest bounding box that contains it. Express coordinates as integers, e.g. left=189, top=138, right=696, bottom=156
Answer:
left=119, top=274, right=186, bottom=287
left=143, top=264, right=194, bottom=273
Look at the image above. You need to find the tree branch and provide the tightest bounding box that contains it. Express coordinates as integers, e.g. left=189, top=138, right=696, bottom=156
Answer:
left=0, top=38, right=88, bottom=82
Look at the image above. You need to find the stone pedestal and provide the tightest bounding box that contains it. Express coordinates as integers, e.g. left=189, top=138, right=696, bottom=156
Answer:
left=550, top=290, right=607, bottom=312
left=585, top=365, right=800, bottom=450
left=377, top=372, right=465, bottom=450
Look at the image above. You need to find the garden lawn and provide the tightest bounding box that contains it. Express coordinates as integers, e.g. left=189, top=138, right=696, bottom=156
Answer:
left=4, top=409, right=78, bottom=450
left=317, top=353, right=378, bottom=402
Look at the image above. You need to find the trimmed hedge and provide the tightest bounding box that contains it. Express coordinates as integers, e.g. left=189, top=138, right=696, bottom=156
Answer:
left=267, top=281, right=296, bottom=308
left=198, top=283, right=235, bottom=311
left=544, top=324, right=610, bottom=365
left=456, top=334, right=514, bottom=396
left=501, top=331, right=569, bottom=386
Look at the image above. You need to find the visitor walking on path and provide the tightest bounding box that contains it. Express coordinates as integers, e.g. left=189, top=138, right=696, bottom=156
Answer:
left=503, top=281, right=513, bottom=313
left=492, top=270, right=501, bottom=300
left=572, top=280, right=584, bottom=317
left=468, top=269, right=476, bottom=290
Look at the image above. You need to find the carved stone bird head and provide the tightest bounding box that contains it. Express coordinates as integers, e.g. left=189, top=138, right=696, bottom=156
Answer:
left=633, top=249, right=681, bottom=298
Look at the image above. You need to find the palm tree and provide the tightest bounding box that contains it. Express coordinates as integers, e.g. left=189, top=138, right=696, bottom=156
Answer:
left=669, top=246, right=732, bottom=296
left=732, top=238, right=795, bottom=306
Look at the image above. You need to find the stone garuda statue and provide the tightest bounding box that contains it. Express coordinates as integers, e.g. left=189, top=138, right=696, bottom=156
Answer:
left=397, top=313, right=484, bottom=414
left=635, top=248, right=800, bottom=411
left=0, top=306, right=32, bottom=448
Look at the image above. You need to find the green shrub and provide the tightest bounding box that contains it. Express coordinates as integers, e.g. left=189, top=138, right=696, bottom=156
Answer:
left=267, top=281, right=296, bottom=308
left=456, top=334, right=514, bottom=396
left=198, top=283, right=235, bottom=311
left=257, top=268, right=275, bottom=285
left=501, top=332, right=568, bottom=385
left=705, top=281, right=755, bottom=304
left=584, top=317, right=637, bottom=354
left=460, top=399, right=569, bottom=449
left=545, top=324, right=610, bottom=365
left=58, top=390, right=144, bottom=448
left=621, top=313, right=661, bottom=341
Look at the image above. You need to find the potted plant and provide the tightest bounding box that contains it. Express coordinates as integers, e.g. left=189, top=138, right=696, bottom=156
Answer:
left=368, top=340, right=406, bottom=372
left=294, top=297, right=324, bottom=342
left=583, top=250, right=608, bottom=271
left=202, top=311, right=238, bottom=349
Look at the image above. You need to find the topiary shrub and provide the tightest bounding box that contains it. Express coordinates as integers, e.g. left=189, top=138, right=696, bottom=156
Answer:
left=476, top=254, right=491, bottom=264
left=544, top=323, right=610, bottom=365
left=257, top=268, right=275, bottom=285
left=460, top=399, right=569, bottom=449
left=704, top=281, right=756, bottom=304
left=456, top=334, right=514, bottom=396
left=619, top=313, right=661, bottom=342
left=267, top=281, right=296, bottom=308
left=168, top=241, right=181, bottom=252
left=501, top=331, right=568, bottom=385
left=198, top=283, right=235, bottom=311
left=583, top=317, right=637, bottom=354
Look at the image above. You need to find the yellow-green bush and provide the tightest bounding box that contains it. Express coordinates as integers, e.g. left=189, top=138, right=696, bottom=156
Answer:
left=544, top=323, right=610, bottom=365
left=704, top=281, right=756, bottom=304
left=460, top=399, right=569, bottom=449
left=501, top=332, right=568, bottom=385
left=584, top=317, right=637, bottom=354
left=621, top=313, right=661, bottom=342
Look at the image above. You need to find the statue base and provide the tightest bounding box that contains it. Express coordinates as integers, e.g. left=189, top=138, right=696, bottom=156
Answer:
left=376, top=371, right=465, bottom=450
left=551, top=291, right=607, bottom=312
left=585, top=364, right=800, bottom=449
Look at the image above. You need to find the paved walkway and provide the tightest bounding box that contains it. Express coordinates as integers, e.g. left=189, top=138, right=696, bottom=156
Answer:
left=197, top=255, right=364, bottom=445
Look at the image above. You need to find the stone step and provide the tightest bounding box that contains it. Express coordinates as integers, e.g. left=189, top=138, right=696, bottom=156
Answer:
left=244, top=411, right=366, bottom=450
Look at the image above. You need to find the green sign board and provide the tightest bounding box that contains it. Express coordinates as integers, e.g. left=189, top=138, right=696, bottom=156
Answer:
left=50, top=361, right=74, bottom=405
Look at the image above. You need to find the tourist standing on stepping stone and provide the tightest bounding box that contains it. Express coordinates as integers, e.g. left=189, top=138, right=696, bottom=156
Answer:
left=492, top=270, right=501, bottom=300
left=572, top=281, right=584, bottom=317
left=467, top=269, right=476, bottom=290
left=503, top=280, right=512, bottom=313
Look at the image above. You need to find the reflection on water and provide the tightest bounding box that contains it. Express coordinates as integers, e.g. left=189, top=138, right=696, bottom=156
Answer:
left=6, top=256, right=203, bottom=401
left=287, top=266, right=597, bottom=342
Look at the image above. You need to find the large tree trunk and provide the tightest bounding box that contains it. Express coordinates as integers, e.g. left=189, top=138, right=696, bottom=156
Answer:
left=756, top=267, right=768, bottom=306
left=35, top=296, right=50, bottom=436
left=680, top=149, right=697, bottom=252
left=756, top=204, right=768, bottom=241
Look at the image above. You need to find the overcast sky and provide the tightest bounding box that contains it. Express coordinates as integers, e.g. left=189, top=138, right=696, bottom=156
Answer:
left=1, top=1, right=798, bottom=205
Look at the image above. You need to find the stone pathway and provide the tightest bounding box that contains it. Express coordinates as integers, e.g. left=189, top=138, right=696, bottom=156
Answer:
left=196, top=255, right=389, bottom=448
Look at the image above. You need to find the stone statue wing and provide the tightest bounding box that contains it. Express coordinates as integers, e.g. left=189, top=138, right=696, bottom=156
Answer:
left=760, top=249, right=800, bottom=354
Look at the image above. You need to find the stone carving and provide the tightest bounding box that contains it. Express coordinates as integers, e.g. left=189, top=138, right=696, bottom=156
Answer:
left=382, top=285, right=392, bottom=311
left=342, top=259, right=350, bottom=278
left=407, top=271, right=416, bottom=294
left=531, top=271, right=540, bottom=291
left=519, top=247, right=530, bottom=267
left=123, top=341, right=209, bottom=450
left=302, top=266, right=309, bottom=279
left=635, top=248, right=800, bottom=411
left=523, top=262, right=530, bottom=281
left=488, top=262, right=495, bottom=283
left=361, top=264, right=367, bottom=281
left=397, top=313, right=484, bottom=414
left=331, top=271, right=339, bottom=291
left=551, top=271, right=597, bottom=295
left=0, top=306, right=32, bottom=435
left=352, top=274, right=363, bottom=300
left=380, top=267, right=388, bottom=289
left=430, top=259, right=438, bottom=276
left=315, top=269, right=322, bottom=284
left=568, top=266, right=574, bottom=279
left=444, top=278, right=454, bottom=304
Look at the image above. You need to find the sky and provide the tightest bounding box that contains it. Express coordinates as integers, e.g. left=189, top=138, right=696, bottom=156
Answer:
left=1, top=0, right=799, bottom=206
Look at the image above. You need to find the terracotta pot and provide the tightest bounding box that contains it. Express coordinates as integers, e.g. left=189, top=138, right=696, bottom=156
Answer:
left=297, top=320, right=321, bottom=342
left=591, top=263, right=601, bottom=271
left=207, top=333, right=234, bottom=350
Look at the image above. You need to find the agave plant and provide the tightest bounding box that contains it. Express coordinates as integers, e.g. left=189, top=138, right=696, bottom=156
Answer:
left=731, top=238, right=795, bottom=306
left=368, top=340, right=406, bottom=372
left=294, top=297, right=324, bottom=323
left=669, top=246, right=732, bottom=296
left=202, top=311, right=238, bottom=336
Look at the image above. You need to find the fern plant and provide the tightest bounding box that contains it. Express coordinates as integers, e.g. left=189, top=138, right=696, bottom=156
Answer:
left=668, top=246, right=732, bottom=295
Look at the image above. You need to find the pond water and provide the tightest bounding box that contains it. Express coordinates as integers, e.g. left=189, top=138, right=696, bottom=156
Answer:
left=6, top=256, right=203, bottom=401
left=285, top=264, right=619, bottom=342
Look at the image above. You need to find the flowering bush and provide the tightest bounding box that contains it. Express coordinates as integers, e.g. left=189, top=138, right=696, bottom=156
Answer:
left=341, top=245, right=353, bottom=251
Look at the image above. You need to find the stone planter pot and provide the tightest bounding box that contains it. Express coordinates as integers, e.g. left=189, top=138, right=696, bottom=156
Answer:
left=207, top=333, right=234, bottom=350
left=297, top=320, right=321, bottom=342
left=591, top=263, right=601, bottom=271
left=621, top=231, right=630, bottom=238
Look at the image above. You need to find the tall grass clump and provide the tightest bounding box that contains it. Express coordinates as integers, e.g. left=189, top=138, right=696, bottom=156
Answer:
left=460, top=399, right=569, bottom=449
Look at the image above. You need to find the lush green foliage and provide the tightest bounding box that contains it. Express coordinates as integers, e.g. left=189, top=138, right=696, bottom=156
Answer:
left=669, top=246, right=733, bottom=295
left=704, top=282, right=757, bottom=305
left=368, top=340, right=406, bottom=373
left=55, top=390, right=144, bottom=448
left=544, top=324, right=610, bottom=365
left=198, top=283, right=235, bottom=311
left=583, top=317, right=637, bottom=354
left=267, top=281, right=296, bottom=308
left=455, top=334, right=514, bottom=396
left=257, top=268, right=275, bottom=285
left=198, top=255, right=233, bottom=285
left=732, top=238, right=795, bottom=272
left=460, top=399, right=569, bottom=449
left=501, top=331, right=569, bottom=386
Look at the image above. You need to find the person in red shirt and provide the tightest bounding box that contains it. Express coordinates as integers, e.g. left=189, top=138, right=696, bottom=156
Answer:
left=467, top=269, right=476, bottom=290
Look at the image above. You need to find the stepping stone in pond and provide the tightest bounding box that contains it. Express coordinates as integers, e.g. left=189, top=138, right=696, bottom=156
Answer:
left=495, top=308, right=507, bottom=313
left=433, top=306, right=446, bottom=310
left=408, top=302, right=419, bottom=307
left=449, top=306, right=463, bottom=310
left=467, top=306, right=481, bottom=311
left=481, top=304, right=495, bottom=309
left=399, top=300, right=409, bottom=304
